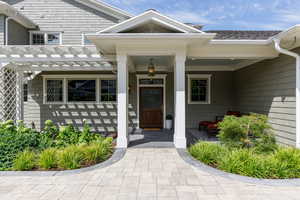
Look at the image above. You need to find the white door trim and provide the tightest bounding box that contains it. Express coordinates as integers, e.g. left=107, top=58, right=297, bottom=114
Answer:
left=136, top=74, right=167, bottom=129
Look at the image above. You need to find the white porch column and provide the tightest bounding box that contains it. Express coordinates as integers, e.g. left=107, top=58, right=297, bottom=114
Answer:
left=16, top=70, right=24, bottom=121
left=174, top=52, right=187, bottom=148
left=116, top=53, right=129, bottom=148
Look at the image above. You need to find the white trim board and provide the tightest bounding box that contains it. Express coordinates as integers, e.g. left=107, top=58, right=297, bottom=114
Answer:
left=136, top=74, right=167, bottom=129
left=73, top=0, right=132, bottom=20
left=98, top=10, right=205, bottom=34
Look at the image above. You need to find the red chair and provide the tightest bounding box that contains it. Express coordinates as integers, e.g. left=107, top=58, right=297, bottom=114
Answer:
left=199, top=121, right=213, bottom=131
left=199, top=111, right=241, bottom=132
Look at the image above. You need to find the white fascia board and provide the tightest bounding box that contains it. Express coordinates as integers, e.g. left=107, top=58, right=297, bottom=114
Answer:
left=73, top=0, right=132, bottom=20
left=87, top=33, right=216, bottom=40
left=210, top=40, right=270, bottom=45
left=0, top=1, right=37, bottom=29
left=148, top=10, right=204, bottom=33
left=98, top=10, right=204, bottom=34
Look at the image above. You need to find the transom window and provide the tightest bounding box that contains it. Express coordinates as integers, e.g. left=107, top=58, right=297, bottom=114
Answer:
left=188, top=74, right=211, bottom=104
left=139, top=79, right=164, bottom=85
left=43, top=75, right=116, bottom=104
left=30, top=32, right=62, bottom=45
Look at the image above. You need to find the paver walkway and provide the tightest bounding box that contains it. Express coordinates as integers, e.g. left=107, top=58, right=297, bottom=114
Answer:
left=1, top=148, right=300, bottom=200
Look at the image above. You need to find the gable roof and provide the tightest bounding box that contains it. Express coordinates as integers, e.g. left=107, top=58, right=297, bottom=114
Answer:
left=206, top=30, right=282, bottom=40
left=73, top=0, right=132, bottom=20
left=98, top=9, right=204, bottom=34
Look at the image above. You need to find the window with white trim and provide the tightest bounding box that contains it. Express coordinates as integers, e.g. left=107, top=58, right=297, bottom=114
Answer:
left=67, top=80, right=96, bottom=102
left=43, top=76, right=117, bottom=104
left=46, top=79, right=64, bottom=103
left=30, top=32, right=62, bottom=45
left=188, top=74, right=211, bottom=104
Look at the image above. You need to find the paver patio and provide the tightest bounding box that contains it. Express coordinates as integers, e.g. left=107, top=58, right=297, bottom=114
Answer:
left=0, top=148, right=300, bottom=200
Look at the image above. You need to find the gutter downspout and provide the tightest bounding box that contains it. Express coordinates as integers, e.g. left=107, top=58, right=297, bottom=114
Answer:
left=273, top=38, right=300, bottom=148
left=5, top=16, right=13, bottom=46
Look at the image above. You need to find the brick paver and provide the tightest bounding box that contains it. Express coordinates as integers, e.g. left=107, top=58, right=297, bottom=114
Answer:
left=0, top=148, right=299, bottom=200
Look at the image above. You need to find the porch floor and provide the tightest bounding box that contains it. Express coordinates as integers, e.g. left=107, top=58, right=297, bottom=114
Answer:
left=129, top=129, right=218, bottom=148
left=129, top=129, right=174, bottom=148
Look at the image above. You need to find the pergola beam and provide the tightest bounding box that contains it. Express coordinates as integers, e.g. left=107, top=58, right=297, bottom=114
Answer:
left=0, top=45, right=115, bottom=63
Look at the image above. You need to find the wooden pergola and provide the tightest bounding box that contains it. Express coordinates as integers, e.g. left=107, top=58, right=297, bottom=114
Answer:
left=0, top=45, right=115, bottom=122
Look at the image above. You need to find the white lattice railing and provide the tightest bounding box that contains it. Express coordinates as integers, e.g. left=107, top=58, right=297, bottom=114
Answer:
left=0, top=67, right=17, bottom=121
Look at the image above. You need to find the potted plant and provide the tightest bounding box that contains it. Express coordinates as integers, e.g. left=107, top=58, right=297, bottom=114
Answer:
left=166, top=114, right=173, bottom=130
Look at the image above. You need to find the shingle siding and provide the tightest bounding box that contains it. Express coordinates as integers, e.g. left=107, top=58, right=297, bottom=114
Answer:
left=234, top=49, right=298, bottom=146
left=0, top=15, right=5, bottom=45
left=5, top=0, right=119, bottom=45
left=8, top=19, right=29, bottom=45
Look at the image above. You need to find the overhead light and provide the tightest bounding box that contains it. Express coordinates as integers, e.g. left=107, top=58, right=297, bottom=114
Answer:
left=148, top=58, right=156, bottom=77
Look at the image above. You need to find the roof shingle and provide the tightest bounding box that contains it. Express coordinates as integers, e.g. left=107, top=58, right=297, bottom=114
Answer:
left=205, top=30, right=281, bottom=40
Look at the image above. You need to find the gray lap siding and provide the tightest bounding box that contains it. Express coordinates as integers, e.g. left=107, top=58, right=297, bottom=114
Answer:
left=234, top=49, right=298, bottom=146
left=0, top=15, right=5, bottom=45
left=186, top=71, right=235, bottom=128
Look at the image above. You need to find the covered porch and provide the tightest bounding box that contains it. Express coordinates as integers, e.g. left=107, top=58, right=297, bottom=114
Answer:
left=0, top=43, right=277, bottom=148
left=0, top=10, right=299, bottom=148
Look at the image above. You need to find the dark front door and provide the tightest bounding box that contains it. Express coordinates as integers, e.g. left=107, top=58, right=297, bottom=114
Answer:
left=140, top=87, right=163, bottom=129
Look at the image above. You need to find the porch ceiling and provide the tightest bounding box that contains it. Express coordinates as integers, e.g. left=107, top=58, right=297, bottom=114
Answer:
left=186, top=59, right=245, bottom=66
left=130, top=55, right=260, bottom=72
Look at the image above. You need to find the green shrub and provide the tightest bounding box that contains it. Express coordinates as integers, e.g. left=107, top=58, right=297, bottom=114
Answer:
left=0, top=119, right=114, bottom=171
left=38, top=148, right=58, bottom=169
left=57, top=145, right=84, bottom=169
left=0, top=120, right=40, bottom=170
left=43, top=120, right=59, bottom=138
left=78, top=121, right=99, bottom=144
left=189, top=141, right=300, bottom=179
left=56, top=125, right=80, bottom=147
left=253, top=134, right=278, bottom=154
left=13, top=150, right=36, bottom=171
left=189, top=142, right=228, bottom=166
left=268, top=147, right=300, bottom=178
left=82, top=137, right=113, bottom=164
left=218, top=113, right=275, bottom=149
left=218, top=149, right=268, bottom=178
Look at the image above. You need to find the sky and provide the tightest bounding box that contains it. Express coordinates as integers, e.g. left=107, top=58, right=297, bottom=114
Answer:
left=102, top=0, right=300, bottom=31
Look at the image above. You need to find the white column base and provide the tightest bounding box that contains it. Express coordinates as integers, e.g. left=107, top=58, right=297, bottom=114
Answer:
left=174, top=137, right=187, bottom=148
left=116, top=136, right=128, bottom=148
